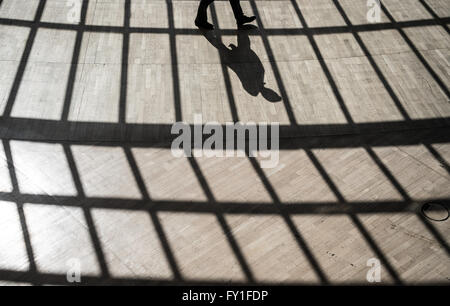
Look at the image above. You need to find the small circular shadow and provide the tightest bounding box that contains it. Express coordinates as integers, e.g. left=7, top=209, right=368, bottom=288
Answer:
left=421, top=202, right=449, bottom=222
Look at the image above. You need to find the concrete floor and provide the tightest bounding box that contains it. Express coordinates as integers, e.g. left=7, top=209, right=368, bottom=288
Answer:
left=0, top=0, right=449, bottom=285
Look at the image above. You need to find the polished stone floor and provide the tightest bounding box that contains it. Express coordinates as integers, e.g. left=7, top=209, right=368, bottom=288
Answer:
left=0, top=0, right=449, bottom=285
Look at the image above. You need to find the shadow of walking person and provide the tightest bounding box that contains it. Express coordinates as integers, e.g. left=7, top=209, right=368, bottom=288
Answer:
left=202, top=26, right=282, bottom=103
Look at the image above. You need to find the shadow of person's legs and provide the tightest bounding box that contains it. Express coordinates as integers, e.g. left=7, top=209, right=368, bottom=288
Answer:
left=201, top=26, right=282, bottom=103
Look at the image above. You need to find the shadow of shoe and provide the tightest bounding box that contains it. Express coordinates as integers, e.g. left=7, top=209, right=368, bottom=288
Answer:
left=261, top=86, right=282, bottom=103
left=238, top=24, right=258, bottom=30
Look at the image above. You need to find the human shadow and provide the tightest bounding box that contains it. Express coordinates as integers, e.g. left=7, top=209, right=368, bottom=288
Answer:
left=202, top=25, right=282, bottom=103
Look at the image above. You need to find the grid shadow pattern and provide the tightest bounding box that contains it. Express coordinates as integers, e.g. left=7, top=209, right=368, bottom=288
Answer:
left=0, top=0, right=449, bottom=285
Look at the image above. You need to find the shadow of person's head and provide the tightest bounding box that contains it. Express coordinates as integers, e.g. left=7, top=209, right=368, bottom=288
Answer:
left=261, top=86, right=282, bottom=102
left=201, top=26, right=282, bottom=103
